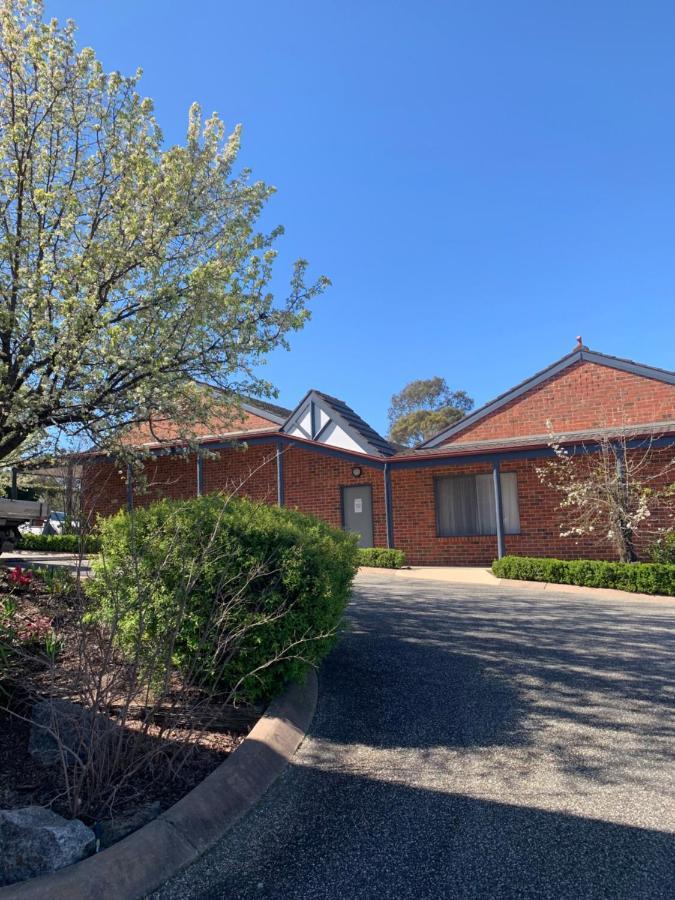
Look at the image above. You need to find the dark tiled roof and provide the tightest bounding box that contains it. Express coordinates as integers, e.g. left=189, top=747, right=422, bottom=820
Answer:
left=397, top=420, right=675, bottom=458
left=314, top=390, right=397, bottom=457
left=238, top=395, right=292, bottom=419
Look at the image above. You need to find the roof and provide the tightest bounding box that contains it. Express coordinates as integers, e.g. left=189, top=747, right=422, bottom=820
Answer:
left=238, top=395, right=291, bottom=424
left=401, top=420, right=675, bottom=458
left=420, top=347, right=675, bottom=449
left=313, top=390, right=397, bottom=456
left=281, top=389, right=397, bottom=456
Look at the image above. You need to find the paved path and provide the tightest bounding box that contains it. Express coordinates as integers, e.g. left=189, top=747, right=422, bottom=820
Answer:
left=156, top=572, right=675, bottom=899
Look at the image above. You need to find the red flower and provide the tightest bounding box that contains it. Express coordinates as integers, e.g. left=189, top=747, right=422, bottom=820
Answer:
left=9, top=566, right=32, bottom=587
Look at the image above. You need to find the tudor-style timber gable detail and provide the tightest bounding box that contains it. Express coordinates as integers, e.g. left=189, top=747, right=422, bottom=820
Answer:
left=282, top=389, right=396, bottom=457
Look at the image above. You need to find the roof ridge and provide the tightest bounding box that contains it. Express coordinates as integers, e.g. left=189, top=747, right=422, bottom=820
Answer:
left=420, top=347, right=675, bottom=449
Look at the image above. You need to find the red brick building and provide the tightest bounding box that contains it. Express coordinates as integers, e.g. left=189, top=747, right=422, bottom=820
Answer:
left=83, top=347, right=675, bottom=565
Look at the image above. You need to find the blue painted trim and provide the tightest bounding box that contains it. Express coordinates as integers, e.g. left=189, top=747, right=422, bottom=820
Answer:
left=393, top=433, right=675, bottom=469
left=205, top=434, right=387, bottom=470
left=492, top=462, right=505, bottom=559
left=276, top=440, right=285, bottom=506
left=126, top=464, right=134, bottom=512
left=384, top=462, right=395, bottom=549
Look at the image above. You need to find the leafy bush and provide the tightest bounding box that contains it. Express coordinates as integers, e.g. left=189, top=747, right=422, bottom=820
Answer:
left=89, top=495, right=359, bottom=703
left=492, top=555, right=675, bottom=596
left=649, top=531, right=675, bottom=564
left=18, top=533, right=100, bottom=553
left=357, top=547, right=406, bottom=568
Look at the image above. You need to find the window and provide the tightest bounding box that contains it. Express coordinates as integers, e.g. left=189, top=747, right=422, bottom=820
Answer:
left=435, top=472, right=520, bottom=537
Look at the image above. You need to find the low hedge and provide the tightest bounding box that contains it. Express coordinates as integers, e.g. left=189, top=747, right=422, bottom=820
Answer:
left=357, top=547, right=406, bottom=569
left=88, top=495, right=359, bottom=703
left=17, top=533, right=101, bottom=553
left=492, top=555, right=675, bottom=597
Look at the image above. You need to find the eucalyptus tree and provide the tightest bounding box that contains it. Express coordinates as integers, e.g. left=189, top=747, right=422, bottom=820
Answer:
left=388, top=377, right=473, bottom=447
left=0, top=0, right=327, bottom=466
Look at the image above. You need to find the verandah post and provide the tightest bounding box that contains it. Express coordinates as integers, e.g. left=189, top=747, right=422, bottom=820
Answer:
left=492, top=460, right=506, bottom=559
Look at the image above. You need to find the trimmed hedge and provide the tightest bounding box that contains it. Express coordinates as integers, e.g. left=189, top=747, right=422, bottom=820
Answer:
left=492, top=555, right=675, bottom=597
left=357, top=547, right=406, bottom=569
left=18, top=533, right=101, bottom=553
left=89, top=495, right=359, bottom=703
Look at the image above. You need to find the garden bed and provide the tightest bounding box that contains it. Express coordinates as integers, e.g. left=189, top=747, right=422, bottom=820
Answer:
left=0, top=565, right=259, bottom=852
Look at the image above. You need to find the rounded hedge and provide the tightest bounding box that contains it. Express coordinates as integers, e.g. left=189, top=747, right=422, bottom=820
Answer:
left=492, top=555, right=675, bottom=596
left=89, top=495, right=359, bottom=703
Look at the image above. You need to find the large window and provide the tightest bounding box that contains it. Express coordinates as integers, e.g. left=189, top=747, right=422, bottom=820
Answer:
left=435, top=472, right=520, bottom=537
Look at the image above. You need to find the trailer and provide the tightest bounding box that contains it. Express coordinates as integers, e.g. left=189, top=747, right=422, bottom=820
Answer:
left=0, top=498, right=50, bottom=552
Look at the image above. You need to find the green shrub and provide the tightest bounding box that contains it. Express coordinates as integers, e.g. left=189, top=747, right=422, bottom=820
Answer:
left=357, top=547, right=406, bottom=568
left=18, top=533, right=101, bottom=553
left=88, top=495, right=359, bottom=703
left=492, top=555, right=675, bottom=596
left=649, top=532, right=675, bottom=564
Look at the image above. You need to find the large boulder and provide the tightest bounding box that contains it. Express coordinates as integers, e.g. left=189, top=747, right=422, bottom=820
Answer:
left=29, top=699, right=97, bottom=767
left=0, top=806, right=95, bottom=885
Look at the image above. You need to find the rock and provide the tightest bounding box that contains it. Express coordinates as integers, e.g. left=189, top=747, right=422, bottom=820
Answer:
left=0, top=806, right=95, bottom=885
left=29, top=699, right=97, bottom=767
left=97, top=800, right=162, bottom=849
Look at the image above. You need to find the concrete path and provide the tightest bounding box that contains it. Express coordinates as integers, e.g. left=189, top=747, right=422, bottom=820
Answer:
left=2, top=550, right=92, bottom=575
left=360, top=565, right=498, bottom=585
left=156, top=572, right=675, bottom=899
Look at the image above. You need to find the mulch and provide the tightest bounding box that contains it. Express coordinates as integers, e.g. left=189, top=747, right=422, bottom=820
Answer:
left=0, top=565, right=258, bottom=843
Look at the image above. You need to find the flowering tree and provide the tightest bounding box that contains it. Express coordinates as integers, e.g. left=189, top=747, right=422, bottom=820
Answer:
left=0, top=1, right=327, bottom=467
left=536, top=425, right=675, bottom=562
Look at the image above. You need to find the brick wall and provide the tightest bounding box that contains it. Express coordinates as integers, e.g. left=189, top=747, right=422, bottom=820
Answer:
left=81, top=437, right=673, bottom=567
left=444, top=361, right=675, bottom=445
left=283, top=445, right=387, bottom=546
left=81, top=442, right=387, bottom=547
left=390, top=448, right=674, bottom=565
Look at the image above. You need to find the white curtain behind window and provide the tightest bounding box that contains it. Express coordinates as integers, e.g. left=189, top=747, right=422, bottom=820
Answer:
left=436, top=472, right=520, bottom=536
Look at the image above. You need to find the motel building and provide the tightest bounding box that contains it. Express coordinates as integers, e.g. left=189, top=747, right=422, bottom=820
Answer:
left=83, top=346, right=675, bottom=566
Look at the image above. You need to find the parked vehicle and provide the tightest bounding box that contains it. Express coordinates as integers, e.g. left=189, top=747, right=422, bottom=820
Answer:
left=0, top=498, right=50, bottom=552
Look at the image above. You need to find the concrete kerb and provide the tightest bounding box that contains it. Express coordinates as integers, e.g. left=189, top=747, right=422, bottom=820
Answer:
left=0, top=670, right=318, bottom=900
left=493, top=576, right=674, bottom=603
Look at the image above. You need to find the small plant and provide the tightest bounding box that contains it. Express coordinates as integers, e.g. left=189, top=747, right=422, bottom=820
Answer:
left=649, top=531, right=675, bottom=564
left=357, top=548, right=406, bottom=568
left=35, top=566, right=76, bottom=597
left=8, top=565, right=32, bottom=588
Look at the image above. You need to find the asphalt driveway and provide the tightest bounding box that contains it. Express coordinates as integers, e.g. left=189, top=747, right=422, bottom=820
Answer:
left=156, top=572, right=675, bottom=899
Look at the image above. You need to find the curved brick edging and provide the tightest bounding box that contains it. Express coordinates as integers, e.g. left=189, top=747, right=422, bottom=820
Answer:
left=0, top=670, right=318, bottom=900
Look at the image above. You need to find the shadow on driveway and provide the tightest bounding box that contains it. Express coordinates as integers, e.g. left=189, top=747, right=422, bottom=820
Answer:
left=155, top=575, right=675, bottom=899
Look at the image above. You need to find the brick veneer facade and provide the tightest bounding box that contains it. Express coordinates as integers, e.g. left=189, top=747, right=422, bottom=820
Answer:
left=81, top=356, right=675, bottom=566
left=444, top=361, right=674, bottom=445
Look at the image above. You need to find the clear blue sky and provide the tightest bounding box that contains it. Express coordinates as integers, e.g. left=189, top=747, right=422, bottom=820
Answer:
left=47, top=1, right=675, bottom=434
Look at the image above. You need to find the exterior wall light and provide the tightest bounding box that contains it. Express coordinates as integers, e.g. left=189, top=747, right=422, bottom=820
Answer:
left=351, top=466, right=362, bottom=478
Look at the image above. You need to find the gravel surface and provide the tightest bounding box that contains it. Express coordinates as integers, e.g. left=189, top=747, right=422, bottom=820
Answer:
left=155, top=572, right=675, bottom=899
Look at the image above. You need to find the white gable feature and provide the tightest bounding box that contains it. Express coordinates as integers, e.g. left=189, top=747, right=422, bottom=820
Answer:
left=296, top=406, right=312, bottom=437
left=281, top=391, right=395, bottom=457
left=319, top=421, right=365, bottom=453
